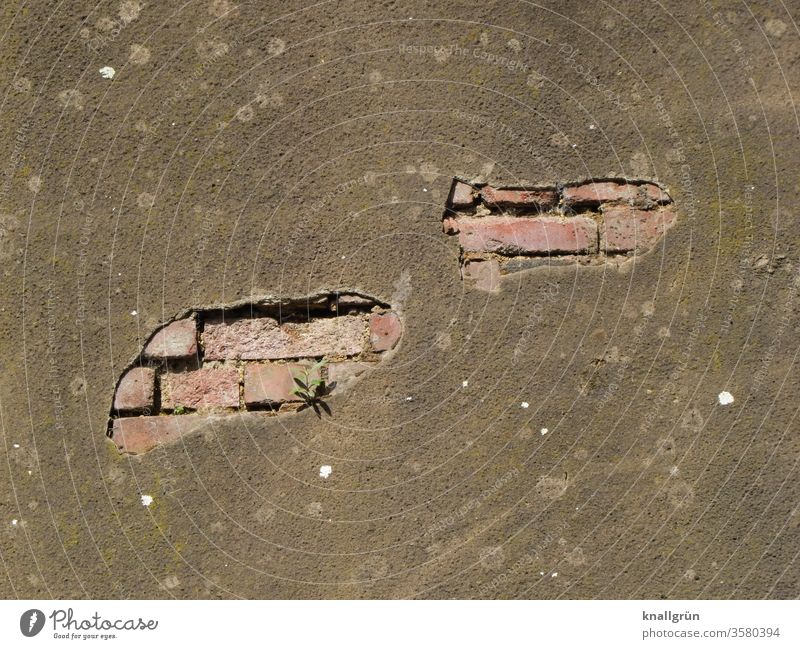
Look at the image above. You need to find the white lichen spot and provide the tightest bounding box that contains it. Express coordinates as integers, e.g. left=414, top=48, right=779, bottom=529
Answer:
left=12, top=443, right=20, bottom=449
left=718, top=391, right=734, bottom=406
left=540, top=428, right=548, bottom=435
left=209, top=0, right=236, bottom=17
left=27, top=175, right=42, bottom=193
left=551, top=571, right=558, bottom=577
left=765, top=18, right=787, bottom=38
left=57, top=89, right=85, bottom=111
left=137, top=192, right=155, bottom=209
left=129, top=44, right=151, bottom=65
left=319, top=465, right=332, bottom=479
left=119, top=1, right=142, bottom=23
left=236, top=105, right=254, bottom=122
left=520, top=402, right=529, bottom=409
left=99, top=66, right=116, bottom=79
left=11, top=519, right=18, bottom=526
left=130, top=310, right=137, bottom=316
left=462, top=380, right=469, bottom=388
left=140, top=494, right=153, bottom=507
left=266, top=38, right=286, bottom=56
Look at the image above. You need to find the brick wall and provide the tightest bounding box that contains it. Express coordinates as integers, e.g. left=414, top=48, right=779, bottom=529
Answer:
left=444, top=178, right=676, bottom=291
left=109, top=293, right=402, bottom=454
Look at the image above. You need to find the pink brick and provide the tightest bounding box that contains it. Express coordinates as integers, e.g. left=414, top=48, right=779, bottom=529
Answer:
left=203, top=315, right=366, bottom=360
left=113, top=366, right=156, bottom=413
left=442, top=216, right=460, bottom=234
left=457, top=216, right=598, bottom=255
left=449, top=181, right=476, bottom=208
left=602, top=207, right=677, bottom=253
left=112, top=415, right=204, bottom=455
left=462, top=258, right=501, bottom=292
left=480, top=186, right=557, bottom=211
left=162, top=367, right=240, bottom=410
left=143, top=318, right=197, bottom=360
left=369, top=312, right=402, bottom=351
left=244, top=363, right=321, bottom=406
left=563, top=181, right=669, bottom=207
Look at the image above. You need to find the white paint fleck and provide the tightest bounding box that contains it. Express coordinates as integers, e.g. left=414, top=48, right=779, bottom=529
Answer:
left=551, top=572, right=558, bottom=577
left=462, top=380, right=469, bottom=388
left=539, top=571, right=544, bottom=576
left=405, top=396, right=413, bottom=402
left=99, top=66, right=116, bottom=79
left=319, top=465, right=332, bottom=479
left=520, top=402, right=529, bottom=409
left=130, top=310, right=137, bottom=316
left=718, top=391, right=734, bottom=406
left=11, top=519, right=18, bottom=526
left=540, top=428, right=548, bottom=435
left=140, top=494, right=153, bottom=507
left=12, top=443, right=20, bottom=448
left=589, top=124, right=595, bottom=130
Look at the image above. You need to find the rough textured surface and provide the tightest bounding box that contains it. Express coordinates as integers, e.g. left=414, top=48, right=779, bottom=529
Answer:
left=457, top=216, right=598, bottom=255
left=143, top=318, right=198, bottom=360
left=203, top=315, right=367, bottom=360
left=113, top=367, right=156, bottom=413
left=162, top=367, right=240, bottom=410
left=1, top=0, right=798, bottom=601
left=244, top=363, right=320, bottom=406
left=449, top=180, right=476, bottom=208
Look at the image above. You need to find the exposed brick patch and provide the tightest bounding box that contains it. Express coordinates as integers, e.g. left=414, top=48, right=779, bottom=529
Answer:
left=563, top=180, right=669, bottom=208
left=113, top=367, right=156, bottom=414
left=112, top=415, right=205, bottom=455
left=462, top=258, right=501, bottom=292
left=204, top=314, right=366, bottom=360
left=601, top=207, right=677, bottom=253
left=369, top=312, right=402, bottom=351
left=443, top=177, right=676, bottom=291
left=244, top=362, right=320, bottom=407
left=448, top=180, right=476, bottom=209
left=162, top=367, right=240, bottom=411
left=143, top=318, right=198, bottom=360
left=480, top=186, right=558, bottom=212
left=457, top=216, right=598, bottom=255
left=109, top=293, right=401, bottom=454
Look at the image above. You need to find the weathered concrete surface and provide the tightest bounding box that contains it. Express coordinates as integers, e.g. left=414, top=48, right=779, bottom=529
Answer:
left=0, top=0, right=798, bottom=599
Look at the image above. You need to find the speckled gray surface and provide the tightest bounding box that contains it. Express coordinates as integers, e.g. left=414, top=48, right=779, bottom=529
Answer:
left=0, top=0, right=798, bottom=598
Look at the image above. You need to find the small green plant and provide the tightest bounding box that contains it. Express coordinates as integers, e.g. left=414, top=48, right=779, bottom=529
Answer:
left=291, top=359, right=331, bottom=415
left=173, top=404, right=186, bottom=415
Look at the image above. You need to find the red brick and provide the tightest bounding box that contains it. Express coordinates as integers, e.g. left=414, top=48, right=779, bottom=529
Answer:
left=369, top=312, right=402, bottom=351
left=563, top=181, right=669, bottom=207
left=113, top=366, right=156, bottom=413
left=244, top=363, right=321, bottom=406
left=462, top=258, right=501, bottom=292
left=602, top=207, right=676, bottom=253
left=143, top=318, right=197, bottom=360
left=442, top=216, right=460, bottom=235
left=457, top=216, right=598, bottom=255
left=480, top=186, right=557, bottom=211
left=162, top=367, right=240, bottom=410
left=112, top=415, right=204, bottom=455
left=449, top=181, right=476, bottom=208
left=203, top=314, right=367, bottom=360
